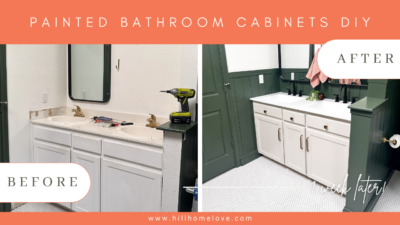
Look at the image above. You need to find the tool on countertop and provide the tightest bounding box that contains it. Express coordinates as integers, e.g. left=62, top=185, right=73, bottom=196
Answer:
left=92, top=116, right=134, bottom=127
left=160, top=88, right=196, bottom=124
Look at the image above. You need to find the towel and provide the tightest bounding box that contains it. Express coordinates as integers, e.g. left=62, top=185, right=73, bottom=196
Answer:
left=339, top=79, right=361, bottom=85
left=306, top=48, right=328, bottom=88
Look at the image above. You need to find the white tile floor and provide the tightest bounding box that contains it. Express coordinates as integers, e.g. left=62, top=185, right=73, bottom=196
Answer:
left=203, top=156, right=400, bottom=212
left=373, top=170, right=400, bottom=212
left=12, top=203, right=69, bottom=212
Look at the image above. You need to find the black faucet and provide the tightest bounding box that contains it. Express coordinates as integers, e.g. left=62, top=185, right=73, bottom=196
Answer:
left=288, top=81, right=296, bottom=96
left=340, top=85, right=348, bottom=103
left=351, top=97, right=359, bottom=104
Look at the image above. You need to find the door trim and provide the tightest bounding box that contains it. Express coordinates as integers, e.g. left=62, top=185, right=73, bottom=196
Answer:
left=212, top=45, right=239, bottom=167
left=0, top=45, right=11, bottom=212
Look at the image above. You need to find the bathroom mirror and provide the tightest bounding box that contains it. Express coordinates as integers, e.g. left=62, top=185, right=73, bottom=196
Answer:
left=68, top=44, right=111, bottom=102
left=279, top=44, right=368, bottom=86
left=278, top=44, right=314, bottom=82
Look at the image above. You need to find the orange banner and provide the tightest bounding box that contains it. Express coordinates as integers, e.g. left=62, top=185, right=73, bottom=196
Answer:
left=0, top=0, right=398, bottom=44
left=2, top=212, right=399, bottom=224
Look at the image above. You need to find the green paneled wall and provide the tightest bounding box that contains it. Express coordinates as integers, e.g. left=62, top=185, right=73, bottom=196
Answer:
left=218, top=45, right=282, bottom=166
left=280, top=69, right=368, bottom=101
left=344, top=80, right=400, bottom=212
left=228, top=72, right=280, bottom=165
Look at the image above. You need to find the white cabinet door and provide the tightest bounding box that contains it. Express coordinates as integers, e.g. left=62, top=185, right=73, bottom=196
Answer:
left=33, top=141, right=71, bottom=209
left=101, top=158, right=162, bottom=212
left=254, top=113, right=284, bottom=164
left=71, top=150, right=101, bottom=212
left=306, top=128, right=349, bottom=189
left=283, top=122, right=306, bottom=175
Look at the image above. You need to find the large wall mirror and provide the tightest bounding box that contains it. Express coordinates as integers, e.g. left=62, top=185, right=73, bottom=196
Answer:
left=279, top=44, right=368, bottom=86
left=68, top=44, right=111, bottom=102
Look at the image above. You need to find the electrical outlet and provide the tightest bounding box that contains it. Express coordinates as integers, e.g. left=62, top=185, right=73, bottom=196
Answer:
left=82, top=90, right=87, bottom=99
left=42, top=92, right=48, bottom=103
left=291, top=73, right=295, bottom=80
left=259, top=75, right=264, bottom=84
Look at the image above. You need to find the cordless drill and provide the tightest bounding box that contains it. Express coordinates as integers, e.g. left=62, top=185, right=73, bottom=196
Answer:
left=161, top=88, right=196, bottom=124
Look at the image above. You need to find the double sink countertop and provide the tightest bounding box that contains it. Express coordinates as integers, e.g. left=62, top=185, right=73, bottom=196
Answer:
left=250, top=92, right=352, bottom=122
left=31, top=116, right=164, bottom=147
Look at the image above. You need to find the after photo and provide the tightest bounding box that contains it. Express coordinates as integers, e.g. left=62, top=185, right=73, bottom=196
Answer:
left=202, top=44, right=400, bottom=212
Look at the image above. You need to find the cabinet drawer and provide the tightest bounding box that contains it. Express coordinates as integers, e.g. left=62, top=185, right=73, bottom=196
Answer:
left=103, top=139, right=162, bottom=169
left=33, top=125, right=72, bottom=146
left=253, top=102, right=282, bottom=119
left=73, top=134, right=102, bottom=155
left=283, top=109, right=305, bottom=126
left=306, top=115, right=350, bottom=137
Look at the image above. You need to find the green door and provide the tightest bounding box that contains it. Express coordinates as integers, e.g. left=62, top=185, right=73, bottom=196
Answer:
left=203, top=45, right=236, bottom=182
left=0, top=45, right=11, bottom=212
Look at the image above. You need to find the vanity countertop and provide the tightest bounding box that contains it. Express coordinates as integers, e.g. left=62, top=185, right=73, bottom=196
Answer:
left=31, top=118, right=163, bottom=147
left=250, top=92, right=352, bottom=122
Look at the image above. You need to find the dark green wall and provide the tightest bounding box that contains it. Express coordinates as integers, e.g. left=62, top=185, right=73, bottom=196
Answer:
left=228, top=71, right=280, bottom=165
left=344, top=80, right=400, bottom=212
left=218, top=45, right=281, bottom=166
left=280, top=69, right=368, bottom=101
left=0, top=45, right=11, bottom=212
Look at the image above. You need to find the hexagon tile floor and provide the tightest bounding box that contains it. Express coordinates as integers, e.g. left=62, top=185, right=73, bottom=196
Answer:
left=203, top=157, right=400, bottom=212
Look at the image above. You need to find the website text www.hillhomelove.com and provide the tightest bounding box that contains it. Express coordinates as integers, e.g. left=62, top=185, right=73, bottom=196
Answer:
left=148, top=215, right=252, bottom=222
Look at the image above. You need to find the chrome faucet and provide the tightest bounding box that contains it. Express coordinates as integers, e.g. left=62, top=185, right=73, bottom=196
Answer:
left=288, top=81, right=296, bottom=96
left=72, top=105, right=85, bottom=117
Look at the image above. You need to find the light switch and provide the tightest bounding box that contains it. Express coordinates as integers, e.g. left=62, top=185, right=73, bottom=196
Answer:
left=291, top=73, right=295, bottom=80
left=42, top=92, right=48, bottom=103
left=259, top=75, right=264, bottom=84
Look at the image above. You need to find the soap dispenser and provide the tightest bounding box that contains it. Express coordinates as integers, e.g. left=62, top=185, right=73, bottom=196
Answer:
left=334, top=94, right=339, bottom=102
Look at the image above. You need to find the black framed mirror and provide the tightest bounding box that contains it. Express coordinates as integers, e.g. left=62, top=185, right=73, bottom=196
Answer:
left=278, top=44, right=314, bottom=83
left=278, top=44, right=368, bottom=87
left=68, top=44, right=111, bottom=102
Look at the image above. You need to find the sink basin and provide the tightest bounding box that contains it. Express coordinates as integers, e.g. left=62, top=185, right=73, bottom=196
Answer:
left=251, top=92, right=351, bottom=121
left=309, top=101, right=350, bottom=114
left=118, top=126, right=163, bottom=140
left=273, top=95, right=304, bottom=104
left=258, top=93, right=304, bottom=104
left=48, top=116, right=91, bottom=124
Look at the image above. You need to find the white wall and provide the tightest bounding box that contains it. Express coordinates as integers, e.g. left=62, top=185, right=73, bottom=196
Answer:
left=179, top=45, right=198, bottom=121
left=7, top=45, right=67, bottom=162
left=66, top=45, right=198, bottom=121
left=225, top=44, right=279, bottom=72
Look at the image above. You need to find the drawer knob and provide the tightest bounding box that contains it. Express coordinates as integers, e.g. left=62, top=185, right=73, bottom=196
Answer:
left=324, top=125, right=328, bottom=129
left=290, top=117, right=293, bottom=121
left=264, top=110, right=267, bottom=114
